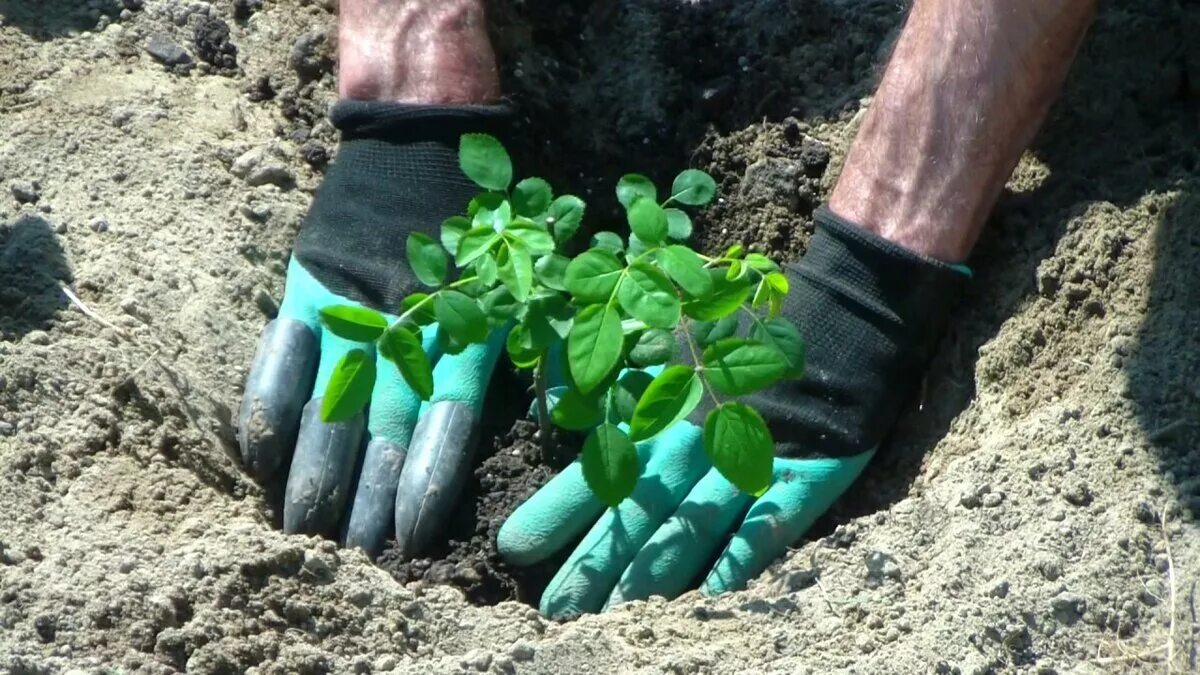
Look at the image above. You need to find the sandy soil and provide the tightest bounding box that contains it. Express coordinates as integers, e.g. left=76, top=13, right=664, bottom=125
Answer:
left=1, top=1, right=1198, bottom=673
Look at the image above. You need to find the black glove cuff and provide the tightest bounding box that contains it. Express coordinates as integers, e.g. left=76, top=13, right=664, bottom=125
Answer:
left=741, top=205, right=968, bottom=458
left=293, top=100, right=512, bottom=311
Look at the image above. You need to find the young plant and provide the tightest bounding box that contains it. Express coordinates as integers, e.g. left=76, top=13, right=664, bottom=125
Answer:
left=317, top=135, right=805, bottom=506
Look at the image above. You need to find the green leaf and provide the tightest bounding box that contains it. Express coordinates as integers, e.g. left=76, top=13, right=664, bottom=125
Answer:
left=505, top=324, right=539, bottom=369
left=472, top=192, right=512, bottom=231
left=612, top=370, right=654, bottom=425
left=406, top=232, right=449, bottom=287
left=726, top=259, right=745, bottom=281
left=378, top=325, right=434, bottom=400
left=506, top=222, right=555, bottom=255
left=567, top=304, right=623, bottom=395
left=400, top=293, right=437, bottom=326
left=320, top=349, right=376, bottom=422
left=481, top=286, right=521, bottom=327
left=693, top=315, right=739, bottom=347
left=752, top=277, right=771, bottom=310
left=670, top=169, right=717, bottom=206
left=725, top=244, right=744, bottom=259
left=434, top=290, right=489, bottom=344
left=628, top=328, right=678, bottom=367
left=704, top=403, right=773, bottom=496
left=441, top=216, right=471, bottom=256
left=497, top=242, right=533, bottom=302
left=616, top=174, right=657, bottom=210
left=459, top=133, right=512, bottom=191
left=702, top=338, right=787, bottom=395
left=564, top=249, right=624, bottom=303
left=513, top=177, right=552, bottom=217
left=591, top=231, right=625, bottom=255
left=474, top=252, right=499, bottom=286
left=534, top=253, right=570, bottom=291
left=546, top=195, right=586, bottom=244
left=319, top=305, right=388, bottom=342
left=456, top=226, right=500, bottom=266
left=550, top=386, right=604, bottom=430
left=665, top=208, right=693, bottom=240
left=682, top=271, right=752, bottom=321
left=617, top=260, right=680, bottom=329
left=766, top=271, right=789, bottom=295
left=629, top=365, right=703, bottom=442
left=627, top=196, right=668, bottom=245
left=660, top=245, right=713, bottom=299
left=745, top=253, right=779, bottom=273
left=524, top=294, right=573, bottom=349
left=752, top=317, right=805, bottom=378
left=581, top=424, right=639, bottom=507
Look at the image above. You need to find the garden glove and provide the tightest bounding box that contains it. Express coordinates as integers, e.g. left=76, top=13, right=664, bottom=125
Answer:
left=238, top=101, right=510, bottom=558
left=497, top=206, right=969, bottom=618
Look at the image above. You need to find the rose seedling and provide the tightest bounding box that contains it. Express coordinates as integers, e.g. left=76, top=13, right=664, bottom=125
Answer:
left=316, top=134, right=805, bottom=506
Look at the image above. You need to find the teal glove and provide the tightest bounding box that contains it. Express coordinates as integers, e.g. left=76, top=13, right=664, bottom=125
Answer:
left=498, top=206, right=968, bottom=617
left=238, top=101, right=510, bottom=557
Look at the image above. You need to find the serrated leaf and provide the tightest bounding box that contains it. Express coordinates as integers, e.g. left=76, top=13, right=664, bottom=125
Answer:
left=660, top=245, right=713, bottom=299
left=670, top=169, right=717, bottom=206
left=612, top=370, right=655, bottom=425
left=581, top=424, right=639, bottom=507
left=627, top=196, right=668, bottom=245
left=319, top=305, right=388, bottom=342
left=496, top=242, right=533, bottom=302
left=592, top=231, right=625, bottom=254
left=567, top=304, right=623, bottom=395
left=752, top=317, right=805, bottom=378
left=745, top=253, right=779, bottom=273
left=665, top=208, right=693, bottom=240
left=617, top=260, right=680, bottom=329
left=406, top=232, right=449, bottom=287
left=704, top=403, right=773, bottom=496
left=474, top=251, right=498, bottom=286
left=616, top=174, right=657, bottom=210
left=702, top=338, right=787, bottom=395
left=506, top=222, right=555, bottom=255
left=456, top=226, right=500, bottom=266
left=682, top=270, right=752, bottom=321
left=434, top=290, right=489, bottom=344
left=629, top=365, right=703, bottom=442
left=441, top=216, right=471, bottom=256
left=472, top=192, right=512, bottom=231
left=534, top=253, right=569, bottom=291
left=565, top=249, right=624, bottom=303
left=399, top=293, right=437, bottom=326
left=459, top=133, right=512, bottom=191
left=693, top=315, right=739, bottom=347
left=546, top=195, right=586, bottom=244
left=629, top=328, right=678, bottom=367
left=513, top=177, right=552, bottom=217
left=378, top=325, right=434, bottom=400
left=551, top=386, right=604, bottom=430
left=320, top=348, right=375, bottom=422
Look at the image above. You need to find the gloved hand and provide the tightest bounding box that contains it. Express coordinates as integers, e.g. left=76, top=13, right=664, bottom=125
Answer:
left=497, top=206, right=969, bottom=617
left=238, top=101, right=510, bottom=558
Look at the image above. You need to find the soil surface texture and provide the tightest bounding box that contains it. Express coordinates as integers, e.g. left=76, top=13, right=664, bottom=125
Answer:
left=2, top=1, right=1199, bottom=673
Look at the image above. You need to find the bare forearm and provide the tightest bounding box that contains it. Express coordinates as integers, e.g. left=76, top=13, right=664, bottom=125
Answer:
left=338, top=0, right=499, bottom=104
left=830, top=0, right=1096, bottom=262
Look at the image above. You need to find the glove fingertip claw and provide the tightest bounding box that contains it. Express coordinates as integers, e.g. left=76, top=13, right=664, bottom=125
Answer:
left=238, top=318, right=317, bottom=480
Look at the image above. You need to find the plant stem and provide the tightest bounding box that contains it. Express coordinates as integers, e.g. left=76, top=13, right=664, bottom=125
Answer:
left=534, top=353, right=552, bottom=457
left=681, top=319, right=723, bottom=409
left=392, top=274, right=480, bottom=326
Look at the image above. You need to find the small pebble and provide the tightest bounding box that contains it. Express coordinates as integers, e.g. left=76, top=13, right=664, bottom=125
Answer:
left=10, top=180, right=40, bottom=203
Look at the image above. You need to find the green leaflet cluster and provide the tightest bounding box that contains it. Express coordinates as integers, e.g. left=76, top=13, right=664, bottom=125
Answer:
left=316, top=134, right=805, bottom=506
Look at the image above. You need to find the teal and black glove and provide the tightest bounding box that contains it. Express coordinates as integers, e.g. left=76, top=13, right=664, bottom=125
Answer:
left=238, top=101, right=509, bottom=557
left=497, top=207, right=968, bottom=618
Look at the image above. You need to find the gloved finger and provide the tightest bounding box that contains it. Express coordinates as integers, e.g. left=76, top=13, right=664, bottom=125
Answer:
left=392, top=329, right=507, bottom=559
left=282, top=332, right=372, bottom=536
left=237, top=317, right=318, bottom=479
left=342, top=326, right=442, bottom=556
left=700, top=451, right=874, bottom=596
left=604, top=467, right=751, bottom=609
left=535, top=423, right=710, bottom=619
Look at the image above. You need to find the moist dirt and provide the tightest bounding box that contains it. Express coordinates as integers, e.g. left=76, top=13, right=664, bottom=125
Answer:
left=2, top=1, right=1199, bottom=673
